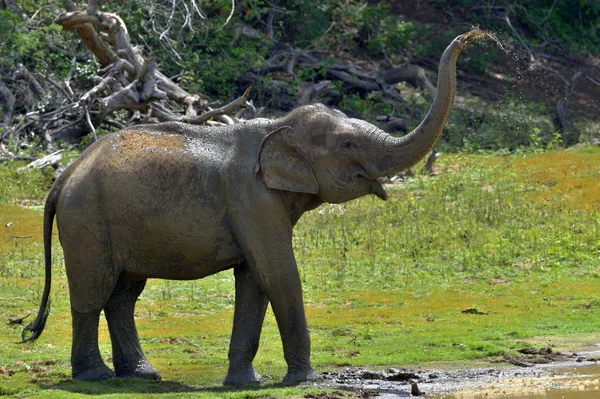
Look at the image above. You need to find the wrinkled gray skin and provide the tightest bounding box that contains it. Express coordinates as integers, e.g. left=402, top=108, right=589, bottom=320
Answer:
left=22, top=35, right=468, bottom=385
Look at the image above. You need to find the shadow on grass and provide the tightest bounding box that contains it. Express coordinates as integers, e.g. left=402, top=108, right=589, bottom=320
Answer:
left=45, top=378, right=292, bottom=396
left=39, top=375, right=418, bottom=398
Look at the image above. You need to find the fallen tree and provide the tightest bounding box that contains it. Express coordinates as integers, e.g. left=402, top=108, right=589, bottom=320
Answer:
left=0, top=0, right=254, bottom=151
left=0, top=0, right=436, bottom=153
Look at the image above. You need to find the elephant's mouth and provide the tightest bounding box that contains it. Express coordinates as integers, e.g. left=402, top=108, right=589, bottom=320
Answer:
left=370, top=179, right=387, bottom=201
left=349, top=164, right=387, bottom=201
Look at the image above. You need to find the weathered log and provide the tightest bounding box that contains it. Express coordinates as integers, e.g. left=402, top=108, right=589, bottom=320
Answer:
left=21, top=150, right=64, bottom=170
left=379, top=64, right=435, bottom=91
left=297, top=81, right=340, bottom=106
left=375, top=115, right=407, bottom=134
left=236, top=100, right=263, bottom=120
left=56, top=11, right=142, bottom=72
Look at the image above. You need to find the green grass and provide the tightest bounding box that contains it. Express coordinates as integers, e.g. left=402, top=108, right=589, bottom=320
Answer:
left=1, top=146, right=599, bottom=398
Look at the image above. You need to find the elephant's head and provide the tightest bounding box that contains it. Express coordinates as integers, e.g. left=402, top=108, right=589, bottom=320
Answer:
left=256, top=34, right=469, bottom=204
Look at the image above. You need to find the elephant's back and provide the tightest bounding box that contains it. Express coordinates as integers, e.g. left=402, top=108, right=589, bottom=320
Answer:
left=59, top=128, right=230, bottom=212
left=54, top=127, right=243, bottom=280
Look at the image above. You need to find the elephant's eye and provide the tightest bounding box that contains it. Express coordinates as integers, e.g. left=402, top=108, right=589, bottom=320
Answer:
left=341, top=140, right=357, bottom=150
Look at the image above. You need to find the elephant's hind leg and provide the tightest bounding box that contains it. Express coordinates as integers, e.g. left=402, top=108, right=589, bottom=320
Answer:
left=104, top=277, right=160, bottom=380
left=65, top=240, right=117, bottom=381
left=71, top=309, right=116, bottom=381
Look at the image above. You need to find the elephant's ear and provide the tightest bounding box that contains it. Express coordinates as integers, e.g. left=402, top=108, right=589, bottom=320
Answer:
left=255, top=127, right=319, bottom=194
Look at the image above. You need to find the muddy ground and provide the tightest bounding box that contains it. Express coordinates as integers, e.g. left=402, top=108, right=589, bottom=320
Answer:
left=304, top=347, right=600, bottom=398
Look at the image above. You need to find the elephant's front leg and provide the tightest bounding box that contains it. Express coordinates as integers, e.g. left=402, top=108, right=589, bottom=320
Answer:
left=224, top=264, right=269, bottom=386
left=234, top=213, right=318, bottom=384
left=267, top=264, right=318, bottom=384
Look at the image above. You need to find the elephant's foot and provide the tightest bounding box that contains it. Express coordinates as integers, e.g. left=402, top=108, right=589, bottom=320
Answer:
left=223, top=366, right=262, bottom=386
left=281, top=367, right=320, bottom=384
left=115, top=359, right=161, bottom=380
left=73, top=364, right=116, bottom=381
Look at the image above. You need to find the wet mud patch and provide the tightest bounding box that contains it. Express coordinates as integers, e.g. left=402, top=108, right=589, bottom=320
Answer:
left=311, top=351, right=600, bottom=398
left=304, top=390, right=379, bottom=398
left=304, top=391, right=369, bottom=399
left=316, top=367, right=503, bottom=397
left=503, top=347, right=572, bottom=367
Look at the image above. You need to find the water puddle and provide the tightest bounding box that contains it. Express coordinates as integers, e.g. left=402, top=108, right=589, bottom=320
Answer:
left=315, top=350, right=600, bottom=398
left=436, top=363, right=600, bottom=399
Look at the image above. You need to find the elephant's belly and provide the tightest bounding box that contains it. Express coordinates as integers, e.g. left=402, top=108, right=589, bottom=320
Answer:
left=114, top=226, right=245, bottom=280
left=121, top=243, right=244, bottom=280
left=152, top=247, right=243, bottom=280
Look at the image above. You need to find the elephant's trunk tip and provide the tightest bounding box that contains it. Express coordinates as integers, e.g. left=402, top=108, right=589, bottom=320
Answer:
left=457, top=27, right=508, bottom=54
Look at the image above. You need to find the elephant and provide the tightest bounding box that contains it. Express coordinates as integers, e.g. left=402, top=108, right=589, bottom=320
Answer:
left=22, top=33, right=471, bottom=385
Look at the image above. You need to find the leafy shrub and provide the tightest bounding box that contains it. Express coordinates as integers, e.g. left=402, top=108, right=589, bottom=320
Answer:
left=276, top=0, right=333, bottom=45
left=439, top=97, right=558, bottom=152
left=577, top=120, right=600, bottom=144
left=325, top=1, right=428, bottom=59
left=0, top=10, right=73, bottom=78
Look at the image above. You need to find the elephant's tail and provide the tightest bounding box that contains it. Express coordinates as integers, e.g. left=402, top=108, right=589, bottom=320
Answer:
left=21, top=187, right=58, bottom=343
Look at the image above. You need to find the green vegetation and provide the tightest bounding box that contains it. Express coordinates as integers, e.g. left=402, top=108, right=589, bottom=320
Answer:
left=0, top=8, right=73, bottom=76
left=440, top=0, right=600, bottom=57
left=1, top=1, right=599, bottom=397
left=1, top=146, right=599, bottom=398
left=442, top=96, right=558, bottom=152
left=2, top=1, right=600, bottom=152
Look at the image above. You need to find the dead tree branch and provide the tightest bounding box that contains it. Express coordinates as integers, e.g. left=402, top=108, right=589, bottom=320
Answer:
left=0, top=0, right=254, bottom=147
left=21, top=150, right=64, bottom=170
left=185, top=87, right=251, bottom=124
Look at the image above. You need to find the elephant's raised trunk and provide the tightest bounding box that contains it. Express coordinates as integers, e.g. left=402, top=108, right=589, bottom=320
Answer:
left=370, top=34, right=470, bottom=177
